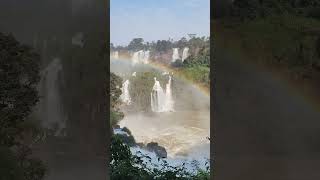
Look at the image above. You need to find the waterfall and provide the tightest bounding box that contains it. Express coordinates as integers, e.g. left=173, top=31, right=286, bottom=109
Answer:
left=182, top=47, right=189, bottom=62
left=38, top=58, right=66, bottom=136
left=132, top=51, right=140, bottom=65
left=132, top=50, right=149, bottom=65
left=120, top=80, right=131, bottom=105
left=143, top=50, right=150, bottom=64
left=172, top=48, right=180, bottom=62
left=111, top=51, right=119, bottom=59
left=151, top=76, right=174, bottom=112
left=132, top=72, right=137, bottom=77
left=164, top=76, right=174, bottom=112
left=114, top=51, right=119, bottom=59
left=151, top=77, right=166, bottom=112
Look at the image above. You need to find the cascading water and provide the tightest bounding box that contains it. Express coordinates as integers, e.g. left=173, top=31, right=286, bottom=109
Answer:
left=151, top=77, right=166, bottom=112
left=111, top=59, right=210, bottom=172
left=138, top=50, right=144, bottom=62
left=112, top=51, right=119, bottom=59
left=143, top=50, right=150, bottom=64
left=38, top=58, right=66, bottom=136
left=120, top=79, right=131, bottom=105
left=164, top=76, right=174, bottom=112
left=110, top=51, right=119, bottom=59
left=181, top=47, right=189, bottom=62
left=132, top=51, right=140, bottom=65
left=151, top=76, right=174, bottom=112
left=132, top=50, right=149, bottom=65
left=172, top=48, right=180, bottom=62
left=132, top=72, right=137, bottom=77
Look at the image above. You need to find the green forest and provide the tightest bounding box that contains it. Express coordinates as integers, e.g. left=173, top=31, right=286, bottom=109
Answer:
left=111, top=36, right=210, bottom=90
left=0, top=33, right=47, bottom=180
left=214, top=0, right=320, bottom=85
left=110, top=72, right=211, bottom=179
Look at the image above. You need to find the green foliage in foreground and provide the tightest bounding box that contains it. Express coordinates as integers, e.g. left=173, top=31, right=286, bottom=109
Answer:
left=110, top=110, right=124, bottom=127
left=110, top=72, right=123, bottom=109
left=110, top=72, right=125, bottom=127
left=0, top=32, right=46, bottom=180
left=0, top=32, right=40, bottom=146
left=110, top=136, right=210, bottom=180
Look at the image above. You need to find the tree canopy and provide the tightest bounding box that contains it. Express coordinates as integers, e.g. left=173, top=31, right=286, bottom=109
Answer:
left=231, top=0, right=320, bottom=20
left=128, top=38, right=145, bottom=51
left=0, top=32, right=40, bottom=147
left=0, top=32, right=46, bottom=180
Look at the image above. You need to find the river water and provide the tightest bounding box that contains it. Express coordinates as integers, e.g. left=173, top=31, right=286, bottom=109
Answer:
left=111, top=58, right=210, bottom=170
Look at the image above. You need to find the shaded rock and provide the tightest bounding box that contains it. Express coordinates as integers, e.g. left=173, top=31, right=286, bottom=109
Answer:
left=114, top=134, right=136, bottom=147
left=146, top=142, right=167, bottom=158
left=122, top=127, right=132, bottom=136
left=136, top=143, right=145, bottom=148
left=113, top=127, right=136, bottom=146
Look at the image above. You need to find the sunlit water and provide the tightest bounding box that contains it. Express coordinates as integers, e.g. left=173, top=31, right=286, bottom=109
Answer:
left=172, top=48, right=180, bottom=62
left=182, top=47, right=189, bottom=62
left=111, top=58, right=210, bottom=171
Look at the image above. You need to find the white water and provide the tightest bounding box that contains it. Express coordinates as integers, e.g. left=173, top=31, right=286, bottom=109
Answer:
left=143, top=50, right=150, bottom=64
left=132, top=51, right=139, bottom=65
left=162, top=71, right=169, bottom=75
left=113, top=127, right=209, bottom=173
left=151, top=77, right=166, bottom=112
left=165, top=76, right=174, bottom=112
left=111, top=58, right=210, bottom=171
left=132, top=72, right=136, bottom=77
left=182, top=47, right=189, bottom=62
left=111, top=51, right=119, bottom=59
left=130, top=145, right=209, bottom=174
left=120, top=80, right=131, bottom=105
left=132, top=50, right=149, bottom=65
left=38, top=58, right=66, bottom=136
left=172, top=48, right=180, bottom=62
left=151, top=76, right=174, bottom=112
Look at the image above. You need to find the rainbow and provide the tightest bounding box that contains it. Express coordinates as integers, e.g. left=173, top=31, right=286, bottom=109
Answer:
left=111, top=57, right=210, bottom=97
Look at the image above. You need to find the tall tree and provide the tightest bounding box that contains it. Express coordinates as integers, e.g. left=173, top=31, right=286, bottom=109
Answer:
left=128, top=38, right=144, bottom=51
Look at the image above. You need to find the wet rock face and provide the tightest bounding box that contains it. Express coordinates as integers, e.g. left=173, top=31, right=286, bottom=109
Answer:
left=113, top=127, right=136, bottom=146
left=146, top=142, right=167, bottom=158
left=113, top=127, right=168, bottom=158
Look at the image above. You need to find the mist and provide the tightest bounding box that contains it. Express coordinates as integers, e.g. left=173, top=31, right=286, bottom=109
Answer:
left=0, top=1, right=108, bottom=179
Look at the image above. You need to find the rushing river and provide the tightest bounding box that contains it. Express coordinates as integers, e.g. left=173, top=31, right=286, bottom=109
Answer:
left=111, top=58, right=210, bottom=170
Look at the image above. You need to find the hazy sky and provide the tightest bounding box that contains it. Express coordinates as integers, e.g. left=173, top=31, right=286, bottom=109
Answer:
left=111, top=0, right=210, bottom=46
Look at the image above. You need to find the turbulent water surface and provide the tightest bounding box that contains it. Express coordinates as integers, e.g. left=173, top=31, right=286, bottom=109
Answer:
left=111, top=58, right=210, bottom=169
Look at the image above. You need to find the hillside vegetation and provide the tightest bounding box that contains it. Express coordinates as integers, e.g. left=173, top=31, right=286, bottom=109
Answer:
left=111, top=36, right=210, bottom=90
left=214, top=0, right=320, bottom=95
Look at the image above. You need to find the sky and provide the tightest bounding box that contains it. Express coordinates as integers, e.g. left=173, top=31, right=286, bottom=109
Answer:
left=111, top=0, right=210, bottom=46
